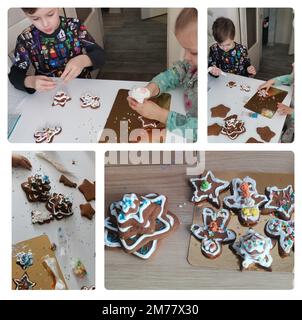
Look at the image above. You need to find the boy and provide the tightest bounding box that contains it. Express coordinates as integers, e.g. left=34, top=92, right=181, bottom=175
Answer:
left=208, top=17, right=256, bottom=77
left=9, top=8, right=105, bottom=93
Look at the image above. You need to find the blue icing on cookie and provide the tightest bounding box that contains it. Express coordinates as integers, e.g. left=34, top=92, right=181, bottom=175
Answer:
left=16, top=252, right=33, bottom=270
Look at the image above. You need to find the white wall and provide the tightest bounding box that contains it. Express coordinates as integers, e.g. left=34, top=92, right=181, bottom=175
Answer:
left=275, top=8, right=293, bottom=44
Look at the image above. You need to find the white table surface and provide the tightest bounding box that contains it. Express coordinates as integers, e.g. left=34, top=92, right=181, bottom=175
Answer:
left=8, top=79, right=185, bottom=143
left=208, top=73, right=293, bottom=143
left=12, top=151, right=95, bottom=290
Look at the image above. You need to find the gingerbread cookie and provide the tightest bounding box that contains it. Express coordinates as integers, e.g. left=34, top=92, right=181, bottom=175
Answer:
left=59, top=175, right=77, bottom=188
left=52, top=91, right=71, bottom=107
left=265, top=218, right=294, bottom=257
left=13, top=272, right=36, bottom=290
left=46, top=193, right=73, bottom=220
left=226, top=81, right=237, bottom=88
left=104, top=193, right=179, bottom=259
left=31, top=210, right=53, bottom=224
left=208, top=123, right=222, bottom=136
left=80, top=203, right=95, bottom=220
left=190, top=171, right=229, bottom=208
left=34, top=127, right=62, bottom=143
left=21, top=174, right=51, bottom=202
left=16, top=252, right=33, bottom=270
left=246, top=137, right=263, bottom=143
left=257, top=89, right=269, bottom=98
left=210, top=104, right=231, bottom=118
left=256, top=126, right=276, bottom=142
left=78, top=179, right=95, bottom=202
left=223, top=176, right=268, bottom=226
left=221, top=114, right=246, bottom=140
left=263, top=185, right=294, bottom=220
left=80, top=93, right=100, bottom=109
left=232, top=229, right=273, bottom=271
left=240, top=84, right=251, bottom=92
left=138, top=116, right=161, bottom=129
left=191, top=208, right=236, bottom=259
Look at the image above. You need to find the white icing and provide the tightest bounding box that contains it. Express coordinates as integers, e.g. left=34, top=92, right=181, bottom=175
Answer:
left=52, top=91, right=71, bottom=106
left=80, top=93, right=100, bottom=109
left=34, top=127, right=62, bottom=143
left=265, top=218, right=294, bottom=254
left=128, top=87, right=150, bottom=103
left=133, top=240, right=158, bottom=259
left=223, top=177, right=268, bottom=223
left=31, top=210, right=52, bottom=224
left=232, top=229, right=273, bottom=269
left=190, top=171, right=229, bottom=205
left=264, top=185, right=294, bottom=219
left=43, top=256, right=66, bottom=290
left=191, top=208, right=236, bottom=257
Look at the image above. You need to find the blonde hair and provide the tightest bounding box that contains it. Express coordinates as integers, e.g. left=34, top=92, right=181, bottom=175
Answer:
left=175, top=8, right=198, bottom=34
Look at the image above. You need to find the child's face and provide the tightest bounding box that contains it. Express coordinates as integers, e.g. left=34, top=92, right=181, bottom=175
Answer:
left=218, top=38, right=235, bottom=52
left=176, top=22, right=197, bottom=68
left=26, top=8, right=60, bottom=35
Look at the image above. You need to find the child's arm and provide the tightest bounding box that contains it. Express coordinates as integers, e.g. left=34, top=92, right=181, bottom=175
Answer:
left=274, top=73, right=294, bottom=86
left=208, top=45, right=221, bottom=77
left=61, top=21, right=105, bottom=82
left=166, top=111, right=198, bottom=142
left=148, top=61, right=188, bottom=95
left=8, top=36, right=35, bottom=93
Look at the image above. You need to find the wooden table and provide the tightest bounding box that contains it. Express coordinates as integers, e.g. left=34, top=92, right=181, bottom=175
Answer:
left=8, top=79, right=185, bottom=143
left=105, top=151, right=294, bottom=289
left=12, top=151, right=95, bottom=289
left=208, top=74, right=293, bottom=143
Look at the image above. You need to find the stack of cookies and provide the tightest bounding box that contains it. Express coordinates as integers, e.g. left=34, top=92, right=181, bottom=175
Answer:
left=104, top=193, right=179, bottom=259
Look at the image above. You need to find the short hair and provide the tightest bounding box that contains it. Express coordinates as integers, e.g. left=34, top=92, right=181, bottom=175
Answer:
left=22, top=8, right=38, bottom=15
left=212, top=17, right=235, bottom=43
left=175, top=8, right=198, bottom=34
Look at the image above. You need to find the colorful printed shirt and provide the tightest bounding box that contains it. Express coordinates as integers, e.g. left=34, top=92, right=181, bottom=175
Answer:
left=9, top=16, right=105, bottom=93
left=208, top=42, right=251, bottom=77
left=151, top=61, right=197, bottom=142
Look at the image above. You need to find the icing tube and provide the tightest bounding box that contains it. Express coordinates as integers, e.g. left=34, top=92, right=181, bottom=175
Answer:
left=42, top=255, right=66, bottom=290
left=35, top=152, right=76, bottom=176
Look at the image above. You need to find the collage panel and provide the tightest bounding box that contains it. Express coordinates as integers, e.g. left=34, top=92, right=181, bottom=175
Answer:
left=12, top=151, right=95, bottom=290
left=104, top=151, right=294, bottom=289
left=8, top=8, right=197, bottom=143
left=207, top=8, right=294, bottom=143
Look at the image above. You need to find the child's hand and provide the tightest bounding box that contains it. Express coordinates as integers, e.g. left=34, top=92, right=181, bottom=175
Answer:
left=127, top=97, right=169, bottom=124
left=277, top=103, right=294, bottom=116
left=12, top=154, right=32, bottom=170
left=247, top=65, right=256, bottom=75
left=24, top=75, right=56, bottom=92
left=145, top=82, right=160, bottom=97
left=209, top=66, right=222, bottom=76
left=61, top=55, right=92, bottom=83
left=258, top=79, right=275, bottom=92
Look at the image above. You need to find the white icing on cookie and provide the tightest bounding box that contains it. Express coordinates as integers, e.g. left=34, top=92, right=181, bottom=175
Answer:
left=265, top=218, right=294, bottom=255
left=52, top=91, right=71, bottom=107
left=191, top=208, right=236, bottom=258
left=80, top=93, right=100, bottom=109
left=232, top=229, right=273, bottom=269
left=264, top=185, right=294, bottom=220
left=34, top=127, right=62, bottom=143
left=190, top=171, right=229, bottom=206
left=31, top=210, right=53, bottom=224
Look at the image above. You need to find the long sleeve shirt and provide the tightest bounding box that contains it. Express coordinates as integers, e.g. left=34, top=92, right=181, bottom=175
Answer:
left=208, top=42, right=251, bottom=77
left=151, top=61, right=198, bottom=142
left=8, top=16, right=105, bottom=93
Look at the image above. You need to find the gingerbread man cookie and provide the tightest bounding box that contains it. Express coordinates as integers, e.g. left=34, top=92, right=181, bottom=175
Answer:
left=264, top=185, right=294, bottom=221
left=265, top=218, right=294, bottom=257
left=223, top=176, right=268, bottom=226
left=232, top=229, right=273, bottom=271
left=191, top=208, right=236, bottom=259
left=21, top=174, right=51, bottom=202
left=226, top=81, right=237, bottom=88
left=221, top=114, right=246, bottom=140
left=80, top=93, right=100, bottom=109
left=190, top=171, right=229, bottom=208
left=34, top=127, right=62, bottom=143
left=52, top=91, right=71, bottom=107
